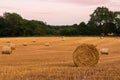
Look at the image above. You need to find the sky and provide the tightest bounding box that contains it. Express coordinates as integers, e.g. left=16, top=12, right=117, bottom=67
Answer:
left=0, top=0, right=120, bottom=25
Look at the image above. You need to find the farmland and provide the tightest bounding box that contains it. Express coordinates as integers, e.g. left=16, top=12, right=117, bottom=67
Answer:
left=0, top=37, right=120, bottom=80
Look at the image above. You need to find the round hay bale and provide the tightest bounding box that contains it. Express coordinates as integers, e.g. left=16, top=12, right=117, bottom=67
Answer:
left=61, top=36, right=65, bottom=41
left=32, top=40, right=36, bottom=43
left=8, top=43, right=16, bottom=50
left=62, top=38, right=65, bottom=41
left=23, top=43, right=27, bottom=46
left=100, top=48, right=109, bottom=55
left=1, top=45, right=12, bottom=54
left=61, top=36, right=64, bottom=38
left=100, top=37, right=104, bottom=39
left=73, top=43, right=99, bottom=67
left=107, top=33, right=114, bottom=36
left=45, top=42, right=50, bottom=46
left=6, top=40, right=11, bottom=43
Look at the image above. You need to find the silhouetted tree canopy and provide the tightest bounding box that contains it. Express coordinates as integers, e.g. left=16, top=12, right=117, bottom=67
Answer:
left=0, top=6, right=120, bottom=37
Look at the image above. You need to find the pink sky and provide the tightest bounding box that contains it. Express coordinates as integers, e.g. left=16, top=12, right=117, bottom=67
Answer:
left=0, top=0, right=120, bottom=25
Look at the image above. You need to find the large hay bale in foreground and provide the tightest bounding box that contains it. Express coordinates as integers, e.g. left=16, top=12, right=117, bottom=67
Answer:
left=73, top=43, right=99, bottom=67
left=1, top=45, right=12, bottom=54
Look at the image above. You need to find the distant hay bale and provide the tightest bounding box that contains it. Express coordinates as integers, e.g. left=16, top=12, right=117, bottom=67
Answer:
left=6, top=40, right=11, bottom=43
left=32, top=40, right=36, bottom=43
left=61, top=36, right=65, bottom=41
left=61, top=36, right=64, bottom=38
left=107, top=33, right=114, bottom=36
left=8, top=43, right=16, bottom=50
left=100, top=37, right=104, bottom=39
left=73, top=43, right=99, bottom=67
left=23, top=43, right=27, bottom=46
left=100, top=48, right=109, bottom=55
left=1, top=45, right=12, bottom=54
left=44, top=42, right=50, bottom=46
left=62, top=39, right=65, bottom=41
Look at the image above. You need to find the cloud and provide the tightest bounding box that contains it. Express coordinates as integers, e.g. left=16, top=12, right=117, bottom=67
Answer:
left=0, top=6, right=19, bottom=10
left=57, top=0, right=109, bottom=5
left=110, top=0, right=120, bottom=3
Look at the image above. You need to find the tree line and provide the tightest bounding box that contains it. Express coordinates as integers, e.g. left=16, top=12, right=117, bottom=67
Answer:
left=0, top=6, right=120, bottom=37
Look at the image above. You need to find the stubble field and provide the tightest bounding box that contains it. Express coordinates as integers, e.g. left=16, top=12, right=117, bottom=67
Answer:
left=0, top=37, right=120, bottom=80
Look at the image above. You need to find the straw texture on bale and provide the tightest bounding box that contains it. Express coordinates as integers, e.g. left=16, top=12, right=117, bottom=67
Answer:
left=1, top=46, right=12, bottom=54
left=73, top=43, right=99, bottom=67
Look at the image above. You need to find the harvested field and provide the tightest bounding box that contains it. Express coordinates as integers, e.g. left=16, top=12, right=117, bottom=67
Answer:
left=0, top=37, right=120, bottom=80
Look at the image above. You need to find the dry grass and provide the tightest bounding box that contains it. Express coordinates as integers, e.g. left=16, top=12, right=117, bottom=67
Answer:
left=0, top=37, right=120, bottom=80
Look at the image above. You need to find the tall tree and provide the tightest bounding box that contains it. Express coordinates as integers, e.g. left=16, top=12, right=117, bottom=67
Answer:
left=78, top=22, right=88, bottom=35
left=89, top=6, right=115, bottom=35
left=114, top=12, right=120, bottom=35
left=3, top=12, right=23, bottom=36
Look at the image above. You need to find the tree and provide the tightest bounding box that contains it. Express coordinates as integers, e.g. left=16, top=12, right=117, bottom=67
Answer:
left=114, top=12, right=120, bottom=35
left=3, top=12, right=23, bottom=36
left=0, top=16, right=6, bottom=36
left=78, top=22, right=88, bottom=35
left=0, top=9, right=120, bottom=37
left=89, top=6, right=115, bottom=35
left=87, top=21, right=101, bottom=35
